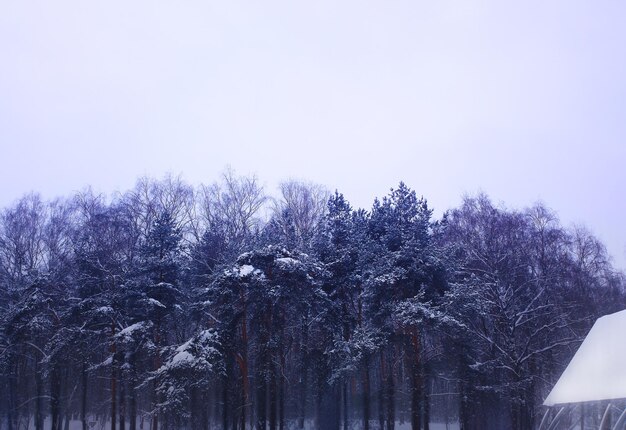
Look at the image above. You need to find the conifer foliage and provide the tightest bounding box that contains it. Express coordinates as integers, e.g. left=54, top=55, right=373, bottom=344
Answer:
left=0, top=175, right=623, bottom=430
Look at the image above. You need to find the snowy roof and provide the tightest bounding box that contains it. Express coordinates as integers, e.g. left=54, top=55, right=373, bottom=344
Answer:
left=544, top=309, right=626, bottom=406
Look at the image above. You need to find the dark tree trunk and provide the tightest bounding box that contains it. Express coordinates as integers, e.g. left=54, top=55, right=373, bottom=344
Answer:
left=386, top=353, right=395, bottom=430
left=82, top=361, right=88, bottom=430
left=152, top=323, right=162, bottom=430
left=278, top=336, right=286, bottom=430
left=378, top=352, right=386, bottom=430
left=222, top=378, right=229, bottom=430
left=119, top=375, right=126, bottom=430
left=422, top=380, right=429, bottom=430
left=510, top=399, right=519, bottom=430
left=342, top=382, right=348, bottom=430
left=268, top=306, right=278, bottom=430
left=298, top=316, right=309, bottom=430
left=7, top=362, right=14, bottom=430
left=61, top=366, right=71, bottom=430
left=269, top=360, right=277, bottom=430
left=50, top=365, right=61, bottom=430
left=363, top=357, right=370, bottom=430
left=458, top=352, right=473, bottom=430
left=315, top=388, right=322, bottom=430
left=238, top=292, right=250, bottom=430
left=421, top=345, right=429, bottom=430
left=130, top=392, right=137, bottom=430
left=318, top=384, right=341, bottom=430
left=35, top=362, right=44, bottom=430
left=279, top=318, right=286, bottom=430
left=256, top=368, right=266, bottom=430
left=202, top=390, right=211, bottom=430
left=190, top=387, right=198, bottom=430
left=410, top=371, right=421, bottom=430
left=279, top=374, right=285, bottom=430
left=112, top=323, right=118, bottom=430
left=410, top=333, right=421, bottom=430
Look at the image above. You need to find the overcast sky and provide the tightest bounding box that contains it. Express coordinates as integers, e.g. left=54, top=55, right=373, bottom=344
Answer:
left=0, top=1, right=625, bottom=270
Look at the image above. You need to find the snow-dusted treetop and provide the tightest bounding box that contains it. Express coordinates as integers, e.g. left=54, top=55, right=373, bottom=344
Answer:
left=544, top=309, right=626, bottom=406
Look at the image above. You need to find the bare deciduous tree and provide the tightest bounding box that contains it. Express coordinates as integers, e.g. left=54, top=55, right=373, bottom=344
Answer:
left=270, top=179, right=329, bottom=249
left=0, top=194, right=47, bottom=287
left=199, top=168, right=268, bottom=248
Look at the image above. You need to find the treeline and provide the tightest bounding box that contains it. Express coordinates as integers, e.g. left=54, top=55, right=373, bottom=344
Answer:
left=0, top=172, right=623, bottom=430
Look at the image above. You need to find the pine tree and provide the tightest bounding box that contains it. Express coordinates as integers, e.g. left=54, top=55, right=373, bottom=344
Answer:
left=137, top=210, right=186, bottom=430
left=364, top=183, right=444, bottom=430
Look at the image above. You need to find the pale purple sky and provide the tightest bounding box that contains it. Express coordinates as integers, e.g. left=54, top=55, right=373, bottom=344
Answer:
left=0, top=1, right=625, bottom=270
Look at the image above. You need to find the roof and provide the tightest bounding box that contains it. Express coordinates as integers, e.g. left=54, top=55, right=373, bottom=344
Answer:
left=544, top=309, right=626, bottom=406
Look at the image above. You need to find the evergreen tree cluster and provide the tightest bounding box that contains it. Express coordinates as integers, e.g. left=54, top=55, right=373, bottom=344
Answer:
left=0, top=174, right=623, bottom=430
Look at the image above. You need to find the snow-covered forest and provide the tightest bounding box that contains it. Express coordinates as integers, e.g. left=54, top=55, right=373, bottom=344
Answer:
left=0, top=172, right=623, bottom=430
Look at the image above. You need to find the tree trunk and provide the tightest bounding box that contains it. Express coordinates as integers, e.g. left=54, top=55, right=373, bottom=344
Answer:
left=112, top=368, right=118, bottom=430
left=457, top=350, right=475, bottom=430
left=112, top=323, right=118, bottom=430
left=363, top=357, right=370, bottom=430
left=130, top=387, right=137, bottom=430
left=378, top=352, right=386, bottom=430
left=119, top=374, right=126, bottom=430
left=35, top=361, right=44, bottom=430
left=152, top=323, right=162, bottom=430
left=258, top=309, right=272, bottom=430
left=50, top=365, right=61, bottom=430
left=203, top=390, right=210, bottom=430
left=7, top=361, right=15, bottom=430
left=256, top=363, right=267, bottom=430
left=422, top=380, right=429, bottom=430
left=409, top=328, right=422, bottom=430
left=318, top=384, right=341, bottom=430
left=279, top=321, right=286, bottom=430
left=269, top=359, right=277, bottom=430
left=222, top=377, right=229, bottom=430
left=410, top=372, right=421, bottom=430
left=343, top=382, right=348, bottom=430
left=510, top=399, right=519, bottom=430
left=298, top=316, right=309, bottom=429
left=190, top=387, right=198, bottom=430
left=386, top=353, right=395, bottom=430
left=239, top=289, right=249, bottom=430
left=82, top=361, right=88, bottom=430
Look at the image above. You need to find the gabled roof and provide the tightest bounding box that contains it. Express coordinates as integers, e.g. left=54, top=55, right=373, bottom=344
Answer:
left=544, top=309, right=626, bottom=406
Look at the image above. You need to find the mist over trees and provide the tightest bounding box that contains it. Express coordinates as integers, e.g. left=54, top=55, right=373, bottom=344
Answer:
left=0, top=173, right=623, bottom=430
